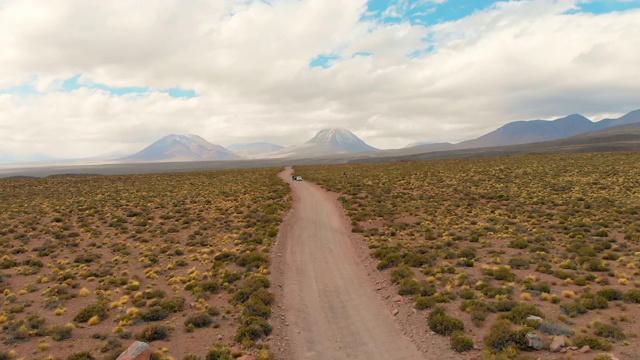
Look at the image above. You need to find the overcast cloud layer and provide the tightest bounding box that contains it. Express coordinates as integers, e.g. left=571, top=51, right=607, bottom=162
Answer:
left=1, top=0, right=640, bottom=162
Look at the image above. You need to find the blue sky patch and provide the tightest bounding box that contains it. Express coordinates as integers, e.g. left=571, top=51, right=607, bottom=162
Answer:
left=571, top=0, right=640, bottom=14
left=364, top=0, right=497, bottom=26
left=61, top=74, right=148, bottom=96
left=309, top=54, right=340, bottom=68
left=0, top=83, right=38, bottom=97
left=161, top=88, right=197, bottom=98
left=364, top=0, right=640, bottom=26
left=0, top=74, right=197, bottom=99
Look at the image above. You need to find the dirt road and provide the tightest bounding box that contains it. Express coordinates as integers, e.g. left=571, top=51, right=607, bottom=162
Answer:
left=272, top=168, right=424, bottom=360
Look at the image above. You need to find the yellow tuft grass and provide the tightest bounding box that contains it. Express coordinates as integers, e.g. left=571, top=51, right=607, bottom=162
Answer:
left=87, top=316, right=101, bottom=326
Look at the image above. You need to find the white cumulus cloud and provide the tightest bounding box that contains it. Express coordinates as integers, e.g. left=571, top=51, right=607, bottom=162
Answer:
left=0, top=0, right=639, bottom=161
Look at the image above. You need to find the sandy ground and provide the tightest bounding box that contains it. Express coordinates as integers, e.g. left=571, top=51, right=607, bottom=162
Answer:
left=269, top=168, right=463, bottom=360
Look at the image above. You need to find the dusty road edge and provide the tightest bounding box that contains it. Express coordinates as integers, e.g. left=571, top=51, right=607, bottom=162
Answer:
left=268, top=167, right=296, bottom=359
left=268, top=167, right=464, bottom=360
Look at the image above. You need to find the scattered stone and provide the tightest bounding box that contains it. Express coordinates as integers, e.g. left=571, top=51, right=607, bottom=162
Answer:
left=579, top=345, right=590, bottom=353
left=392, top=309, right=399, bottom=316
left=550, top=336, right=565, bottom=353
left=237, top=356, right=254, bottom=360
left=394, top=296, right=403, bottom=303
left=117, top=341, right=150, bottom=360
left=570, top=346, right=578, bottom=350
left=526, top=315, right=543, bottom=322
left=560, top=348, right=567, bottom=353
left=526, top=332, right=544, bottom=350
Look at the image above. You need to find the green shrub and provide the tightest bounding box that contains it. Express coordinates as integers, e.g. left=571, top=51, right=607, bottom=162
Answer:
left=485, top=266, right=516, bottom=282
left=391, top=266, right=414, bottom=283
left=250, top=288, right=275, bottom=306
left=592, top=321, right=625, bottom=340
left=136, top=325, right=172, bottom=342
left=242, top=297, right=271, bottom=318
left=231, top=276, right=270, bottom=304
left=507, top=257, right=529, bottom=269
left=205, top=343, right=232, bottom=360
left=573, top=334, right=612, bottom=350
left=49, top=325, right=73, bottom=341
left=185, top=313, right=213, bottom=329
left=140, top=306, right=169, bottom=322
left=183, top=355, right=202, bottom=360
left=484, top=319, right=516, bottom=351
left=450, top=331, right=474, bottom=352
left=235, top=251, right=269, bottom=270
left=418, top=281, right=437, bottom=297
left=501, top=303, right=544, bottom=324
left=480, top=286, right=513, bottom=299
left=74, top=300, right=108, bottom=323
left=66, top=352, right=95, bottom=360
left=74, top=253, right=101, bottom=264
left=596, top=288, right=623, bottom=301
left=415, top=296, right=435, bottom=310
left=580, top=294, right=608, bottom=310
left=428, top=307, right=464, bottom=336
left=196, top=280, right=220, bottom=294
left=560, top=300, right=587, bottom=317
left=398, top=278, right=420, bottom=295
left=235, top=316, right=272, bottom=343
left=623, top=289, right=640, bottom=303
left=206, top=306, right=220, bottom=317
left=157, top=296, right=185, bottom=313
left=142, top=289, right=166, bottom=299
left=459, top=289, right=475, bottom=300
left=493, top=299, right=518, bottom=312
left=592, top=355, right=614, bottom=360
left=509, top=238, right=529, bottom=249
left=583, top=259, right=608, bottom=272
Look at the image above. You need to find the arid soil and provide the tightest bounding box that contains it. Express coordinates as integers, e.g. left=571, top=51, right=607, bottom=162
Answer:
left=270, top=168, right=462, bottom=360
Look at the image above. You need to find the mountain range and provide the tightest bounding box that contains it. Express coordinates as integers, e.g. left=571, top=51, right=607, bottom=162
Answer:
left=394, top=109, right=640, bottom=156
left=122, top=134, right=242, bottom=162
left=125, top=109, right=640, bottom=162
left=4, top=116, right=640, bottom=178
left=5, top=109, right=640, bottom=166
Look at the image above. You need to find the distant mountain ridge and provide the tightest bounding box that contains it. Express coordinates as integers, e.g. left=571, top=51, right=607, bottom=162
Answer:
left=407, top=109, right=640, bottom=151
left=97, top=109, right=640, bottom=164
left=267, top=128, right=378, bottom=158
left=122, top=134, right=241, bottom=162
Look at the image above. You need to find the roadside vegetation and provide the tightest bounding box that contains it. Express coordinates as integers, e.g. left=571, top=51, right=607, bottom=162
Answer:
left=0, top=168, right=289, bottom=359
left=297, top=152, right=640, bottom=359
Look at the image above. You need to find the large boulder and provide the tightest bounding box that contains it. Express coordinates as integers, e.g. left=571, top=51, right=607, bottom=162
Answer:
left=550, top=335, right=565, bottom=352
left=117, top=341, right=151, bottom=360
left=526, top=332, right=544, bottom=350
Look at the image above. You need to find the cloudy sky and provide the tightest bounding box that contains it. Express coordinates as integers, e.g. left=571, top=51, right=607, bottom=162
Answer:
left=1, top=0, right=640, bottom=162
